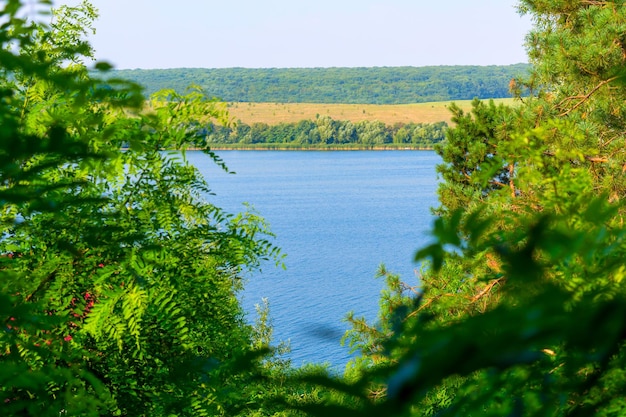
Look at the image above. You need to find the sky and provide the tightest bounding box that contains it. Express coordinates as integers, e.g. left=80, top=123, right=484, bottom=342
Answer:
left=51, top=0, right=532, bottom=70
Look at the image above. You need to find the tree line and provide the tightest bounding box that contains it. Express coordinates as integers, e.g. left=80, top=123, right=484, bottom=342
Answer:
left=204, top=117, right=447, bottom=147
left=111, top=65, right=530, bottom=104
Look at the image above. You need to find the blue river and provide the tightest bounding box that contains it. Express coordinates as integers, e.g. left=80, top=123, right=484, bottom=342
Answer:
left=186, top=150, right=440, bottom=370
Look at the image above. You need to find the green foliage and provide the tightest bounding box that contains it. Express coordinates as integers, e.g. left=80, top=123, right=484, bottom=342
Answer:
left=109, top=65, right=531, bottom=105
left=0, top=2, right=290, bottom=416
left=6, top=1, right=626, bottom=416
left=205, top=117, right=447, bottom=148
left=278, top=1, right=626, bottom=416
left=434, top=98, right=518, bottom=214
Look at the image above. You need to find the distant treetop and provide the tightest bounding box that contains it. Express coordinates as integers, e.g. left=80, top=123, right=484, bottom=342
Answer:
left=111, top=65, right=530, bottom=104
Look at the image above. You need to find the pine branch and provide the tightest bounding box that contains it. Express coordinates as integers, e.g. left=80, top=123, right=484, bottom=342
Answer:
left=558, top=76, right=618, bottom=117
left=471, top=278, right=505, bottom=303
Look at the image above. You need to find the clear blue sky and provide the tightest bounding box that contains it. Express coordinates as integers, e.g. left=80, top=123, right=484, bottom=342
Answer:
left=53, top=0, right=532, bottom=69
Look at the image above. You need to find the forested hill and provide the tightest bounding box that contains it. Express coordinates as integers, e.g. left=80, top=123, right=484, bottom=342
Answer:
left=111, top=64, right=530, bottom=104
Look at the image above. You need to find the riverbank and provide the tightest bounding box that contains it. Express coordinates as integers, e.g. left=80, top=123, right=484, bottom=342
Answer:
left=206, top=144, right=436, bottom=151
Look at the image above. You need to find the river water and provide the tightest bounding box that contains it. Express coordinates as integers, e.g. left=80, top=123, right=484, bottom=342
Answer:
left=186, top=150, right=440, bottom=370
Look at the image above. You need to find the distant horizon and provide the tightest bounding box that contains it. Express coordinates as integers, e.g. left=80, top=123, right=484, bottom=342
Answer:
left=110, top=62, right=531, bottom=71
left=54, top=0, right=532, bottom=70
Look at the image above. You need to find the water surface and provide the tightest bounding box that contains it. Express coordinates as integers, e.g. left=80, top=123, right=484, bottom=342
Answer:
left=187, top=150, right=440, bottom=369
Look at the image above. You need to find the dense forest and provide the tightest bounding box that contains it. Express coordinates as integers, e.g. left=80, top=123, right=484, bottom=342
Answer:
left=204, top=117, right=447, bottom=148
left=4, top=1, right=626, bottom=416
left=111, top=65, right=530, bottom=104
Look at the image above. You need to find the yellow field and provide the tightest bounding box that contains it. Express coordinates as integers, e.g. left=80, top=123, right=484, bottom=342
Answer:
left=225, top=98, right=516, bottom=126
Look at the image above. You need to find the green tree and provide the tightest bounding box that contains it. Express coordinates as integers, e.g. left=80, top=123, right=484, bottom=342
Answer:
left=355, top=120, right=391, bottom=145
left=0, top=2, right=287, bottom=416
left=315, top=115, right=337, bottom=144
left=518, top=0, right=626, bottom=204
left=392, top=124, right=410, bottom=144
left=336, top=120, right=358, bottom=144
left=434, top=99, right=520, bottom=215
left=284, top=1, right=626, bottom=416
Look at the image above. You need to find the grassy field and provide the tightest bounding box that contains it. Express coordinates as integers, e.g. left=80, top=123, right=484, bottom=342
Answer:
left=225, top=98, right=516, bottom=126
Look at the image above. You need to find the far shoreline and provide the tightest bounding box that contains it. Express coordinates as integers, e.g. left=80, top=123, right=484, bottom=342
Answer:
left=201, top=145, right=437, bottom=151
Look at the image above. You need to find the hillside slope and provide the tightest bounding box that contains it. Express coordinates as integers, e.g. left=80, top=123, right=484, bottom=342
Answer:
left=225, top=99, right=515, bottom=126
left=111, top=65, right=530, bottom=104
